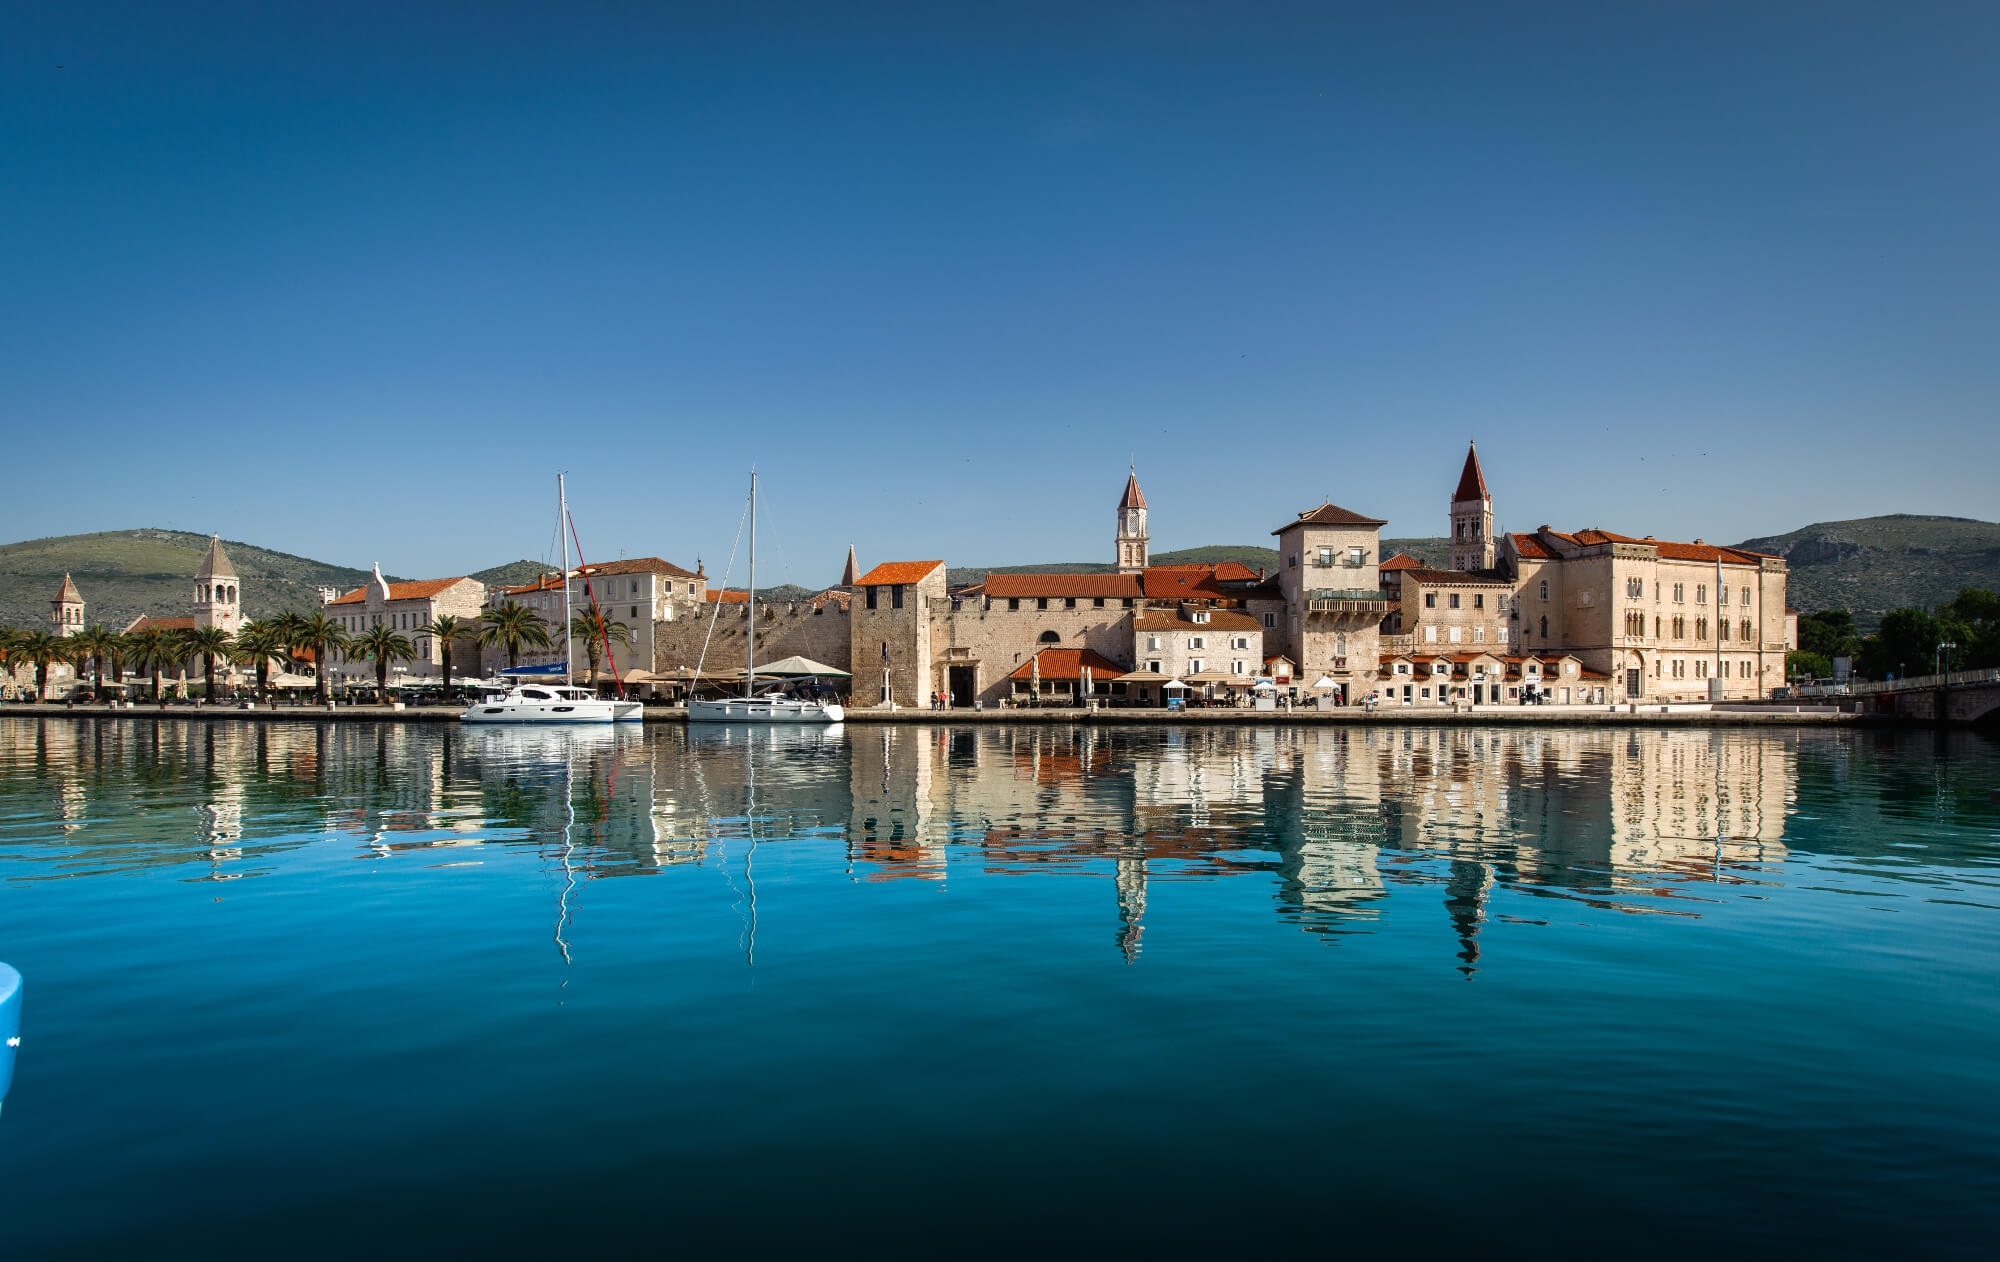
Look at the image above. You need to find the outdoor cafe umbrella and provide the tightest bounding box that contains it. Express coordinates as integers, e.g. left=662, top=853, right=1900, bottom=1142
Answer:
left=1310, top=675, right=1339, bottom=689
left=1162, top=678, right=1188, bottom=690
left=753, top=655, right=851, bottom=678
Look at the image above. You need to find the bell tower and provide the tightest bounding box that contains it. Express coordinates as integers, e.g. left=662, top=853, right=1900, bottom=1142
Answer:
left=1449, top=443, right=1494, bottom=571
left=1115, top=470, right=1149, bottom=574
left=193, top=534, right=243, bottom=633
left=51, top=572, right=85, bottom=638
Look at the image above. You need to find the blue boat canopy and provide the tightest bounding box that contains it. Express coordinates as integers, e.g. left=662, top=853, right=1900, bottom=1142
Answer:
left=499, top=662, right=568, bottom=677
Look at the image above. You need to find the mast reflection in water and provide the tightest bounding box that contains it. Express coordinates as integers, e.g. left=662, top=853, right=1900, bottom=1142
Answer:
left=1, top=717, right=1997, bottom=1258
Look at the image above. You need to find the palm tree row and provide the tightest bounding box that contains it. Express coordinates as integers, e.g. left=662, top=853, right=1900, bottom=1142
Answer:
left=4, top=603, right=573, bottom=704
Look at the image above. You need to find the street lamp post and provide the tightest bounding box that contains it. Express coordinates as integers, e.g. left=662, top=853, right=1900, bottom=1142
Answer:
left=1936, top=640, right=1957, bottom=679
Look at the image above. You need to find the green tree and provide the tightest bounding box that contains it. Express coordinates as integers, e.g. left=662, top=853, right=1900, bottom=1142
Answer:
left=417, top=614, right=469, bottom=694
left=289, top=612, right=350, bottom=705
left=128, top=627, right=173, bottom=701
left=477, top=604, right=552, bottom=672
left=181, top=626, right=234, bottom=700
left=346, top=624, right=416, bottom=703
left=1797, top=609, right=1861, bottom=660
left=1858, top=609, right=1944, bottom=680
left=70, top=625, right=121, bottom=692
left=1938, top=588, right=2000, bottom=671
left=13, top=631, right=72, bottom=700
left=230, top=622, right=286, bottom=697
left=1786, top=650, right=1833, bottom=682
left=569, top=608, right=631, bottom=690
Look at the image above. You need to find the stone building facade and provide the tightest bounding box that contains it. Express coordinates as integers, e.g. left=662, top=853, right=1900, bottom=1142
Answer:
left=1270, top=502, right=1391, bottom=698
left=325, top=565, right=486, bottom=683
left=51, top=573, right=84, bottom=638
left=850, top=560, right=949, bottom=707
left=1372, top=443, right=1789, bottom=705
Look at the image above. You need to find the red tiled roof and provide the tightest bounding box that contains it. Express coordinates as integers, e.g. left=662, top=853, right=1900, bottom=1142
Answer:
left=1132, top=607, right=1263, bottom=632
left=123, top=615, right=195, bottom=634
left=576, top=557, right=701, bottom=579
left=1512, top=528, right=1770, bottom=565
left=1118, top=472, right=1146, bottom=510
left=54, top=572, right=83, bottom=603
left=1379, top=552, right=1422, bottom=571
left=1273, top=502, right=1386, bottom=534
left=1006, top=648, right=1127, bottom=681
left=1453, top=443, right=1489, bottom=503
left=329, top=577, right=470, bottom=605
left=855, top=560, right=945, bottom=586
left=1398, top=566, right=1511, bottom=587
left=1148, top=561, right=1263, bottom=582
left=705, top=589, right=749, bottom=603
left=984, top=573, right=1144, bottom=600
left=505, top=573, right=567, bottom=595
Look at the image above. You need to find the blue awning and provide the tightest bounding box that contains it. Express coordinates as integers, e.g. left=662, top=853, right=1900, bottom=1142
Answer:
left=499, top=661, right=568, bottom=677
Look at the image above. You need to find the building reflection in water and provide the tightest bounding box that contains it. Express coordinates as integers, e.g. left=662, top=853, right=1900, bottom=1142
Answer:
left=3, top=715, right=1915, bottom=973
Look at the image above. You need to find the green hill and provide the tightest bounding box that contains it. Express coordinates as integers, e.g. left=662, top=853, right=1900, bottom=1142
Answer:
left=1733, top=515, right=2000, bottom=628
left=0, top=530, right=551, bottom=632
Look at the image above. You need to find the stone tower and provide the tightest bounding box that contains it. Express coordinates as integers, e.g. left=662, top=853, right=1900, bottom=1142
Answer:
left=193, top=534, right=243, bottom=633
left=51, top=572, right=85, bottom=638
left=841, top=544, right=860, bottom=588
left=1115, top=470, right=1149, bottom=574
left=1449, top=443, right=1494, bottom=572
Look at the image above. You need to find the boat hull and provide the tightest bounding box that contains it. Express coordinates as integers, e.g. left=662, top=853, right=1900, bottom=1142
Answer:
left=460, top=699, right=626, bottom=724
left=687, top=698, right=844, bottom=724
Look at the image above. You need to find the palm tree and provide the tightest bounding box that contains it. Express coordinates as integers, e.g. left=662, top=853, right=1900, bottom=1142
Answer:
left=181, top=626, right=234, bottom=701
left=106, top=631, right=130, bottom=686
left=128, top=627, right=172, bottom=701
left=569, top=608, right=631, bottom=691
left=231, top=622, right=285, bottom=698
left=347, top=624, right=416, bottom=703
left=13, top=631, right=71, bottom=701
left=477, top=604, right=552, bottom=672
left=0, top=626, right=22, bottom=696
left=268, top=611, right=308, bottom=668
left=70, top=625, right=119, bottom=692
left=417, top=614, right=469, bottom=695
left=290, top=612, right=350, bottom=706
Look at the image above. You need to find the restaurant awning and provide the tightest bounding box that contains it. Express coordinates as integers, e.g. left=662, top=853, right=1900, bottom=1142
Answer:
left=753, top=655, right=852, bottom=677
left=1310, top=675, right=1339, bottom=689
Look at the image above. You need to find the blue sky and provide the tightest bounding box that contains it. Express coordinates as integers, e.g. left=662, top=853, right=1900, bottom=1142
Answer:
left=5, top=2, right=1996, bottom=586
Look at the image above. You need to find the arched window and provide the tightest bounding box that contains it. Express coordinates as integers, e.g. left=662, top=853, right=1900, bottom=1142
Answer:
left=1539, top=615, right=1548, bottom=639
left=1037, top=630, right=1061, bottom=644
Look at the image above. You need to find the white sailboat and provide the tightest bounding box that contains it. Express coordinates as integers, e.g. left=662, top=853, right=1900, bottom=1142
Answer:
left=461, top=474, right=645, bottom=725
left=688, top=472, right=844, bottom=724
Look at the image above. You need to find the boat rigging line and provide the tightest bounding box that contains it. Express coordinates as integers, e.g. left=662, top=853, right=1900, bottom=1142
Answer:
left=692, top=490, right=752, bottom=688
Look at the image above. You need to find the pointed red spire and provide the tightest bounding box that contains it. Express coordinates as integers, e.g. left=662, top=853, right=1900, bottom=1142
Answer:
left=1453, top=442, right=1488, bottom=503
left=1119, top=470, right=1146, bottom=510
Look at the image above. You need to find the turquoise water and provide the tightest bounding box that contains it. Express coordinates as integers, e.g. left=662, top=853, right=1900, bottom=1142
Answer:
left=1, top=718, right=1997, bottom=1259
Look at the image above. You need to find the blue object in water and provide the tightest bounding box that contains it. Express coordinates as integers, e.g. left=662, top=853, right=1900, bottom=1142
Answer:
left=0, top=963, right=18, bottom=1114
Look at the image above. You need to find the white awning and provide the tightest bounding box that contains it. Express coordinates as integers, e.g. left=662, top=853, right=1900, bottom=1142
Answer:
left=1310, top=675, right=1339, bottom=689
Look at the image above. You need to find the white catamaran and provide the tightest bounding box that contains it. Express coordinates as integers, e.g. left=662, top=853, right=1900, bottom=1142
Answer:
left=687, top=472, right=845, bottom=724
left=461, top=473, right=644, bottom=725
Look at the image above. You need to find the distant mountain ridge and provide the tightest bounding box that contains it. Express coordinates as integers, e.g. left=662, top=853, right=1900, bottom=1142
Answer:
left=4, top=516, right=1993, bottom=632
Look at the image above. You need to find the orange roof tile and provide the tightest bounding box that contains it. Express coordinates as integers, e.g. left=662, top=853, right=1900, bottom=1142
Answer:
left=984, top=573, right=1144, bottom=600
left=1006, top=648, right=1127, bottom=681
left=1378, top=552, right=1423, bottom=571
left=1132, top=608, right=1262, bottom=633
left=705, top=589, right=749, bottom=603
left=329, top=577, right=470, bottom=605
left=1507, top=533, right=1558, bottom=559
left=504, top=573, right=568, bottom=595
left=1272, top=501, right=1386, bottom=534
left=576, top=557, right=701, bottom=579
left=855, top=560, right=945, bottom=586
left=123, top=615, right=196, bottom=634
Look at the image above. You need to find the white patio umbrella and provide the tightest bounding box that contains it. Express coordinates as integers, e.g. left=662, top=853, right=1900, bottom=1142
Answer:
left=1162, top=678, right=1188, bottom=690
left=1310, top=675, right=1339, bottom=689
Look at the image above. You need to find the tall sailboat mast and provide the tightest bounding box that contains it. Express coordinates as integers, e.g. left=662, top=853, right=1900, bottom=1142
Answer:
left=559, top=472, right=573, bottom=689
left=746, top=469, right=757, bottom=700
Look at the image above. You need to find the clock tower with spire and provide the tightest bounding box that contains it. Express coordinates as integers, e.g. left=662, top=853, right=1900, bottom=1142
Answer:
left=1115, top=470, right=1149, bottom=573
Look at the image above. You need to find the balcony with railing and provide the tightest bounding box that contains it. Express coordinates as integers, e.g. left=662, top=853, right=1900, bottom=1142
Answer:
left=1306, top=588, right=1391, bottom=614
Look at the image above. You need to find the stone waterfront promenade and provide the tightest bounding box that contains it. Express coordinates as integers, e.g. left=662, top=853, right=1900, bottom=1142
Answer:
left=2, top=702, right=1862, bottom=727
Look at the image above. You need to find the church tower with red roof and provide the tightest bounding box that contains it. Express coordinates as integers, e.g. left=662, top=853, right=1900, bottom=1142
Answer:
left=1448, top=443, right=1494, bottom=572
left=1115, top=470, right=1149, bottom=574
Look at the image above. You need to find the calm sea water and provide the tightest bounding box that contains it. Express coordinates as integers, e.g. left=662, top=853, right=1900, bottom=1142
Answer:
left=1, top=717, right=1996, bottom=1258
